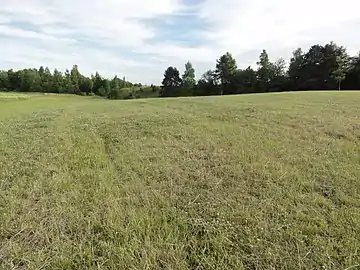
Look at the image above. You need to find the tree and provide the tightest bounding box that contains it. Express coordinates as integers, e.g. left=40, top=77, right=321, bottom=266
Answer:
left=98, top=86, right=107, bottom=97
left=52, top=69, right=64, bottom=93
left=331, top=50, right=349, bottom=90
left=182, top=61, right=196, bottom=96
left=1, top=41, right=358, bottom=97
left=256, top=50, right=272, bottom=91
left=63, top=69, right=72, bottom=92
left=288, top=48, right=304, bottom=90
left=70, top=65, right=81, bottom=94
left=103, top=79, right=111, bottom=97
left=272, top=58, right=286, bottom=78
left=0, top=64, right=133, bottom=98
left=161, top=66, right=182, bottom=97
left=215, top=52, right=237, bottom=95
left=39, top=67, right=53, bottom=92
left=195, top=70, right=219, bottom=96
left=92, top=72, right=103, bottom=95
left=7, top=69, right=21, bottom=91
left=322, top=42, right=348, bottom=90
left=268, top=58, right=288, bottom=92
left=0, top=71, right=9, bottom=91
left=343, top=53, right=360, bottom=90
left=108, top=76, right=123, bottom=99
left=79, top=77, right=94, bottom=95
left=19, top=69, right=41, bottom=92
left=332, top=57, right=346, bottom=90
left=292, top=42, right=350, bottom=90
left=231, top=67, right=258, bottom=94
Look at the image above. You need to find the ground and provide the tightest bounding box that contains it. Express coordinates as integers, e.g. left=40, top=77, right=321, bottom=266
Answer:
left=0, top=92, right=359, bottom=269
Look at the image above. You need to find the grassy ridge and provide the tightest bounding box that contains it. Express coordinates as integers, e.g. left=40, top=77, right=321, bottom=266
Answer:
left=0, top=92, right=360, bottom=269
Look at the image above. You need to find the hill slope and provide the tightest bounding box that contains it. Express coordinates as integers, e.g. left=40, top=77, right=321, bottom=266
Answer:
left=1, top=92, right=360, bottom=269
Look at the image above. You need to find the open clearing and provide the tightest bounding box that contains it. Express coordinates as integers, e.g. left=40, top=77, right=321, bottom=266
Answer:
left=1, top=92, right=360, bottom=269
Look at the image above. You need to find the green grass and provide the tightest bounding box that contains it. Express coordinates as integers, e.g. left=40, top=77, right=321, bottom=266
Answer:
left=0, top=92, right=33, bottom=100
left=0, top=91, right=359, bottom=269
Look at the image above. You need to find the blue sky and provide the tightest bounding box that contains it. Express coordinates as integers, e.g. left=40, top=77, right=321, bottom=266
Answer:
left=1, top=0, right=360, bottom=84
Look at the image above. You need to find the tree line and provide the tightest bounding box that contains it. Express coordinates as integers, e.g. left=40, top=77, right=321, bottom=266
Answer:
left=0, top=65, right=160, bottom=99
left=1, top=41, right=359, bottom=100
left=161, top=42, right=360, bottom=97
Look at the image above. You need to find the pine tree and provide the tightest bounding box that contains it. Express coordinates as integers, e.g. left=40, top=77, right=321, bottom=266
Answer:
left=215, top=52, right=237, bottom=95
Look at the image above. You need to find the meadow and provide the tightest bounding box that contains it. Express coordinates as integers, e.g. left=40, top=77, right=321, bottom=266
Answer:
left=0, top=92, right=33, bottom=100
left=0, top=92, right=359, bottom=269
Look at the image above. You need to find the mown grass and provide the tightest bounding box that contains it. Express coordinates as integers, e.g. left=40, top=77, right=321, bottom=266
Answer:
left=0, top=91, right=359, bottom=269
left=0, top=92, right=33, bottom=100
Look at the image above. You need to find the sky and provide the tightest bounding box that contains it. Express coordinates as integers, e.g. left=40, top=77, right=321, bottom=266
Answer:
left=1, top=0, right=360, bottom=84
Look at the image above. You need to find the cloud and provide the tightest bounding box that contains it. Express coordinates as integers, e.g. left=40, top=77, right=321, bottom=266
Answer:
left=196, top=0, right=360, bottom=63
left=0, top=24, right=76, bottom=43
left=0, top=0, right=360, bottom=84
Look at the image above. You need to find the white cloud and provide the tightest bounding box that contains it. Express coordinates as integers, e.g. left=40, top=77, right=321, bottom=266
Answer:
left=0, top=24, right=76, bottom=43
left=0, top=0, right=360, bottom=84
left=199, top=0, right=360, bottom=48
left=1, top=0, right=183, bottom=46
left=0, top=0, right=186, bottom=83
left=196, top=0, right=360, bottom=63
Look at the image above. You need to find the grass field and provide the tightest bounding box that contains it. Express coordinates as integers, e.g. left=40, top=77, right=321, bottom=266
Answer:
left=0, top=92, right=34, bottom=100
left=1, top=92, right=360, bottom=269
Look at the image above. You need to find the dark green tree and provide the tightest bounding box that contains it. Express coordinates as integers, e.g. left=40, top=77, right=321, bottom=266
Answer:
left=52, top=69, right=64, bottom=93
left=19, top=69, right=41, bottom=92
left=268, top=58, right=288, bottom=92
left=0, top=71, right=9, bottom=91
left=70, top=65, right=81, bottom=94
left=110, top=76, right=121, bottom=91
left=107, top=76, right=124, bottom=99
left=92, top=72, right=103, bottom=95
left=288, top=48, right=305, bottom=90
left=215, top=52, right=237, bottom=95
left=63, top=69, right=72, bottom=92
left=161, top=66, right=182, bottom=97
left=182, top=61, right=196, bottom=96
left=7, top=69, right=21, bottom=91
left=79, top=77, right=94, bottom=95
left=231, top=67, right=258, bottom=94
left=41, top=67, right=53, bottom=92
left=291, top=42, right=349, bottom=90
left=256, top=50, right=272, bottom=91
left=343, top=53, right=360, bottom=89
left=195, top=70, right=219, bottom=96
left=298, top=44, right=325, bottom=89
left=103, top=79, right=111, bottom=97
